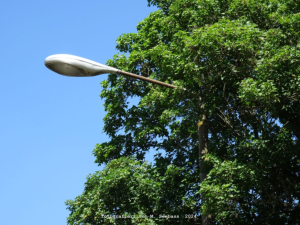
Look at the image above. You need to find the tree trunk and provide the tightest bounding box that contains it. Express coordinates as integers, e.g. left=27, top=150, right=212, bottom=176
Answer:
left=198, top=114, right=213, bottom=225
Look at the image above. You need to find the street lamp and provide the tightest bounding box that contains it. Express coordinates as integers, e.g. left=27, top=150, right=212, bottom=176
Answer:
left=45, top=54, right=177, bottom=89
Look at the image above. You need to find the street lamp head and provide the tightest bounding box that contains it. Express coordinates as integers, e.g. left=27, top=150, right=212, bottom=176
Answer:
left=44, top=54, right=119, bottom=77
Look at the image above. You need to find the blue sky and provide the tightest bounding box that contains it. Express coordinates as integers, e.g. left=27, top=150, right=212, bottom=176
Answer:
left=0, top=1, right=157, bottom=224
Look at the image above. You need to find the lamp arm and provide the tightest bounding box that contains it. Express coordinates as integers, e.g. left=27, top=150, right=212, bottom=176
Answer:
left=117, top=70, right=177, bottom=89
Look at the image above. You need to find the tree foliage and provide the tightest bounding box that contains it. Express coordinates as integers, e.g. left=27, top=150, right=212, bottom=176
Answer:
left=66, top=0, right=300, bottom=224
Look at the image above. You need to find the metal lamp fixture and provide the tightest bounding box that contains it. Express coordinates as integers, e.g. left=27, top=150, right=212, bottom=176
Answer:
left=44, top=54, right=176, bottom=89
left=44, top=54, right=118, bottom=77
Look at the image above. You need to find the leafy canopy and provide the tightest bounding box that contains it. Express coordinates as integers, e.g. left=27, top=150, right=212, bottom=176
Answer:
left=66, top=0, right=300, bottom=224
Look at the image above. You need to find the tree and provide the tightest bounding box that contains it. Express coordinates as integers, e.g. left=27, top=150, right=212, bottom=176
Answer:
left=66, top=0, right=300, bottom=224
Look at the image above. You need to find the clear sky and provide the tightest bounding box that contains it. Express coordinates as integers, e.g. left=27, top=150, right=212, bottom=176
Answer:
left=0, top=1, right=157, bottom=224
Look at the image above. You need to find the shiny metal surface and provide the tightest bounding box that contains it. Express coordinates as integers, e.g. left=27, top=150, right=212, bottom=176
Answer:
left=44, top=54, right=118, bottom=77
